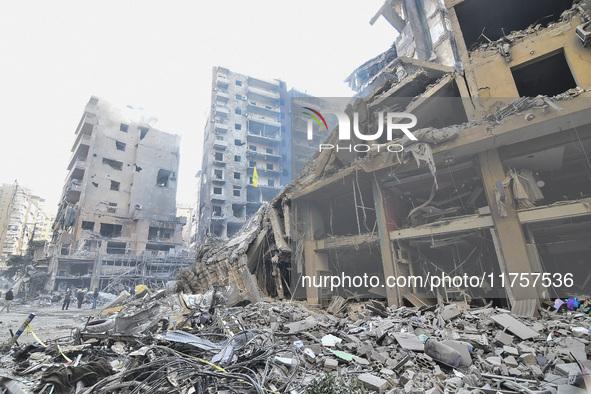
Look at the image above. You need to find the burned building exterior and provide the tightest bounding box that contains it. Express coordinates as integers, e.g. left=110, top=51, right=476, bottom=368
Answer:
left=180, top=0, right=591, bottom=312
left=196, top=67, right=290, bottom=242
left=48, top=96, right=190, bottom=291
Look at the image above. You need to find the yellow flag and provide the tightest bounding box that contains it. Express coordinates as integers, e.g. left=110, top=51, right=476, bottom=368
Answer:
left=253, top=166, right=258, bottom=187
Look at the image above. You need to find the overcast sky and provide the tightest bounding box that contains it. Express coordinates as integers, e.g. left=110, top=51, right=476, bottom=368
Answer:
left=0, top=1, right=394, bottom=212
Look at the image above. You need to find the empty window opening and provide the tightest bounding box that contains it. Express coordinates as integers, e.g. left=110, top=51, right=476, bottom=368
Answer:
left=213, top=187, right=222, bottom=195
left=106, top=241, right=127, bottom=254
left=145, top=243, right=173, bottom=252
left=100, top=223, right=122, bottom=238
left=139, top=127, right=149, bottom=140
left=227, top=223, right=242, bottom=238
left=211, top=223, right=224, bottom=237
left=110, top=180, right=120, bottom=191
left=268, top=179, right=275, bottom=187
left=102, top=158, right=123, bottom=171
left=234, top=139, right=243, bottom=146
left=512, top=51, right=576, bottom=97
left=120, top=123, right=129, bottom=132
left=148, top=226, right=173, bottom=241
left=455, top=0, right=573, bottom=49
left=247, top=184, right=260, bottom=202
left=250, top=145, right=257, bottom=151
left=235, top=123, right=242, bottom=130
left=232, top=203, right=246, bottom=218
left=266, top=163, right=274, bottom=170
left=266, top=148, right=273, bottom=154
left=236, top=80, right=242, bottom=86
left=213, top=206, right=222, bottom=217
left=234, top=172, right=241, bottom=180
left=234, top=155, right=241, bottom=162
left=233, top=185, right=241, bottom=197
left=81, top=221, right=94, bottom=231
left=249, top=161, right=257, bottom=167
left=214, top=169, right=223, bottom=179
left=236, top=94, right=242, bottom=100
left=115, top=141, right=126, bottom=151
left=235, top=108, right=242, bottom=115
left=214, top=152, right=223, bottom=161
left=157, top=169, right=172, bottom=187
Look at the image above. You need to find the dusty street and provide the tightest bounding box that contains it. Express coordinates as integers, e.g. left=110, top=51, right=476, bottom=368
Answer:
left=0, top=301, right=98, bottom=345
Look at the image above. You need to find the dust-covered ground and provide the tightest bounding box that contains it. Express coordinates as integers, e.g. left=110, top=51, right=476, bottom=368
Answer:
left=0, top=300, right=100, bottom=391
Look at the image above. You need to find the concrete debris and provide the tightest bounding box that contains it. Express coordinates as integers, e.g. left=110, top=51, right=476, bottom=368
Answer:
left=1, top=289, right=591, bottom=393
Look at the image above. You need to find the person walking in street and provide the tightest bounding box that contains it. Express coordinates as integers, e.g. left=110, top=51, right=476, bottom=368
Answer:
left=92, top=289, right=99, bottom=309
left=62, top=289, right=71, bottom=310
left=0, top=288, right=14, bottom=313
left=76, top=289, right=85, bottom=309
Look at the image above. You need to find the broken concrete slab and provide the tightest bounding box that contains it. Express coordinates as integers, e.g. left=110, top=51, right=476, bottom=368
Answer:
left=393, top=332, right=425, bottom=352
left=490, top=314, right=539, bottom=340
left=358, top=373, right=389, bottom=393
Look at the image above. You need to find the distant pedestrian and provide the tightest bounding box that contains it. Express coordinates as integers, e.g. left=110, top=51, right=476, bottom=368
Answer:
left=0, top=288, right=14, bottom=313
left=92, top=289, right=99, bottom=309
left=76, top=289, right=85, bottom=309
left=62, top=289, right=71, bottom=310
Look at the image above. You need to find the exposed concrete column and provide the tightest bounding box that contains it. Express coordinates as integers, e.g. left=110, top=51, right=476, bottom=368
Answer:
left=371, top=178, right=404, bottom=306
left=300, top=201, right=329, bottom=305
left=404, top=0, right=431, bottom=61
left=478, top=149, right=539, bottom=303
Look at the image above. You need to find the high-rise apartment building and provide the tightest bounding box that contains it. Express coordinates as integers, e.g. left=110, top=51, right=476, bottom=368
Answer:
left=48, top=96, right=188, bottom=290
left=196, top=67, right=290, bottom=242
left=0, top=183, right=45, bottom=266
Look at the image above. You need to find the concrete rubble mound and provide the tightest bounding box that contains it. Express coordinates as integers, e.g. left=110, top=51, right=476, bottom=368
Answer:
left=1, top=287, right=591, bottom=393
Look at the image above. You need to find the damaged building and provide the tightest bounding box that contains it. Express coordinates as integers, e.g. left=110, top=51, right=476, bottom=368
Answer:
left=196, top=67, right=291, bottom=242
left=181, top=0, right=591, bottom=312
left=46, top=96, right=192, bottom=292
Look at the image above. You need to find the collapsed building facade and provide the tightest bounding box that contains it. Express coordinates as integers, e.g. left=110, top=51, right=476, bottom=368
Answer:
left=46, top=97, right=192, bottom=292
left=180, top=0, right=591, bottom=311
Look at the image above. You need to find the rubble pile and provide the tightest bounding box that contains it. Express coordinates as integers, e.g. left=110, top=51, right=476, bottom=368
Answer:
left=2, top=288, right=591, bottom=393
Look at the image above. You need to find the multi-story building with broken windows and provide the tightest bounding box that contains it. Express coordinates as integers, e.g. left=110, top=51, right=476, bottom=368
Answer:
left=196, top=67, right=291, bottom=242
left=47, top=96, right=190, bottom=291
left=0, top=183, right=45, bottom=266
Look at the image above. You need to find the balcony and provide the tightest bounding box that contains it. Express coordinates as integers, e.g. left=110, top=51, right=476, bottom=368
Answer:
left=246, top=132, right=281, bottom=145
left=212, top=177, right=226, bottom=184
left=247, top=76, right=280, bottom=91
left=247, top=114, right=280, bottom=128
left=213, top=139, right=228, bottom=150
left=212, top=160, right=226, bottom=167
left=247, top=166, right=281, bottom=175
left=216, top=90, right=230, bottom=102
left=216, top=75, right=229, bottom=89
left=68, top=159, right=87, bottom=173
left=70, top=131, right=92, bottom=154
left=247, top=86, right=280, bottom=101
left=246, top=149, right=281, bottom=161
left=211, top=193, right=226, bottom=202
left=211, top=214, right=225, bottom=221
left=247, top=102, right=280, bottom=117
left=214, top=121, right=228, bottom=133
left=215, top=105, right=229, bottom=117
left=75, top=114, right=97, bottom=137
